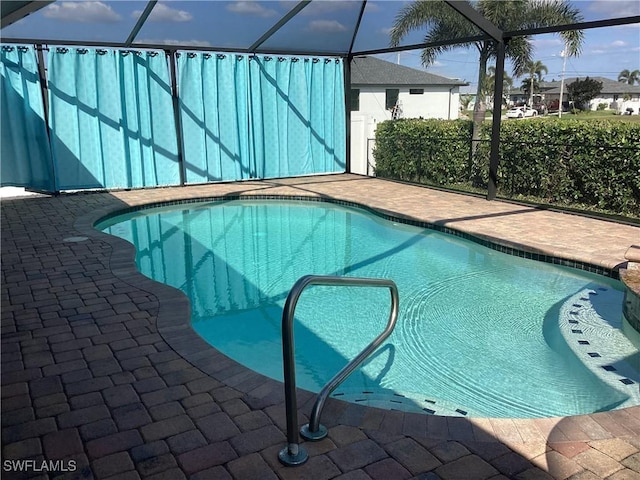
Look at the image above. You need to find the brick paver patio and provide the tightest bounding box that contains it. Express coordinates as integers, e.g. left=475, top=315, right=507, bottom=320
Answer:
left=2, top=174, right=639, bottom=480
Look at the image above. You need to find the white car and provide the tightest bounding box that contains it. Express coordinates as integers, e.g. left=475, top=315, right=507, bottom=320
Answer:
left=506, top=106, right=538, bottom=119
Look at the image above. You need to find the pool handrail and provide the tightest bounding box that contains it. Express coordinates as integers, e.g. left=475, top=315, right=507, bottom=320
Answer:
left=278, top=274, right=399, bottom=467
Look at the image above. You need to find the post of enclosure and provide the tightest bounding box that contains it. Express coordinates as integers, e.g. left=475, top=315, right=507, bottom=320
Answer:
left=278, top=275, right=399, bottom=467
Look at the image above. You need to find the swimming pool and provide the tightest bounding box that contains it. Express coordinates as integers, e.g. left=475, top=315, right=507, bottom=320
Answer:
left=98, top=198, right=640, bottom=418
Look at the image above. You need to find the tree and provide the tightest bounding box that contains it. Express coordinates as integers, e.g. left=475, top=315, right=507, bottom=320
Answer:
left=618, top=69, right=640, bottom=85
left=484, top=66, right=513, bottom=106
left=527, top=60, right=548, bottom=82
left=390, top=0, right=583, bottom=157
left=566, top=77, right=603, bottom=111
left=523, top=59, right=547, bottom=105
left=520, top=77, right=539, bottom=98
left=460, top=94, right=474, bottom=110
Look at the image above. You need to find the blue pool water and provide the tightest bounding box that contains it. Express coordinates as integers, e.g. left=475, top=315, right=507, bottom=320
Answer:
left=98, top=199, right=640, bottom=418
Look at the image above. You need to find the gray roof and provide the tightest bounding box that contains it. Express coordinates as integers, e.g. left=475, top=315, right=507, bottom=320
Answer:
left=351, top=56, right=467, bottom=87
left=511, top=77, right=640, bottom=95
left=543, top=77, right=640, bottom=95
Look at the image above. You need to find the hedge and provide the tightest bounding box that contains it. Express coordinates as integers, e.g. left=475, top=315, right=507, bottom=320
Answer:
left=374, top=118, right=640, bottom=217
left=374, top=119, right=472, bottom=186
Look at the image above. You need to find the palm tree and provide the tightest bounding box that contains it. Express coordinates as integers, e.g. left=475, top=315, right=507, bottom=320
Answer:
left=390, top=0, right=583, bottom=155
left=520, top=77, right=539, bottom=98
left=618, top=69, right=640, bottom=85
left=523, top=59, right=547, bottom=106
left=528, top=60, right=548, bottom=82
left=484, top=66, right=513, bottom=106
left=460, top=94, right=474, bottom=110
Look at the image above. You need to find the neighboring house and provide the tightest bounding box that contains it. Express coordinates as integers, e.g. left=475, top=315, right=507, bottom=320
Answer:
left=545, top=77, right=640, bottom=113
left=509, top=77, right=640, bottom=113
left=508, top=81, right=557, bottom=106
left=349, top=56, right=468, bottom=175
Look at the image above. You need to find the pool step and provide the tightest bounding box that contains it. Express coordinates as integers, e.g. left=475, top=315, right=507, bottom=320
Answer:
left=331, top=390, right=471, bottom=417
left=558, top=287, right=639, bottom=407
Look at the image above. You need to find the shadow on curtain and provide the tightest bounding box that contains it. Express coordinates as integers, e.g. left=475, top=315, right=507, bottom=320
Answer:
left=47, top=47, right=180, bottom=190
left=249, top=56, right=346, bottom=179
left=178, top=53, right=251, bottom=184
left=178, top=52, right=346, bottom=183
left=0, top=45, right=55, bottom=192
left=3, top=47, right=346, bottom=193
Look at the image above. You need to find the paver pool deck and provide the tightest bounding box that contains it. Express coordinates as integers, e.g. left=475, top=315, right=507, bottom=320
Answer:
left=2, top=174, right=640, bottom=480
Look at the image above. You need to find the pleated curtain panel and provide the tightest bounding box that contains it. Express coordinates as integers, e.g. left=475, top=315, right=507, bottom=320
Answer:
left=0, top=47, right=346, bottom=192
left=248, top=55, right=346, bottom=179
left=47, top=48, right=180, bottom=190
left=178, top=52, right=346, bottom=183
left=0, top=46, right=55, bottom=192
left=178, top=53, right=251, bottom=183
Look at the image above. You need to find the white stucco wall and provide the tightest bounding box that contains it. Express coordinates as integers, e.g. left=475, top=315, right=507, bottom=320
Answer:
left=619, top=99, right=640, bottom=114
left=589, top=95, right=640, bottom=113
left=352, top=85, right=460, bottom=122
left=545, top=92, right=640, bottom=113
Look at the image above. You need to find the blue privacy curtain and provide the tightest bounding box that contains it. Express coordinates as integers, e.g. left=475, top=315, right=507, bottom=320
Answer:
left=0, top=45, right=55, bottom=191
left=178, top=53, right=251, bottom=183
left=249, top=56, right=346, bottom=178
left=306, top=58, right=346, bottom=175
left=178, top=52, right=346, bottom=182
left=48, top=48, right=179, bottom=190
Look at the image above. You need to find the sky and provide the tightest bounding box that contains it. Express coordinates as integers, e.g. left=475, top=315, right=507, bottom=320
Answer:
left=1, top=0, right=639, bottom=93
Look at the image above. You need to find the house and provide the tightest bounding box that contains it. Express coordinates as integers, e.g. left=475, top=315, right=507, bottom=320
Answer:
left=508, top=81, right=557, bottom=107
left=509, top=77, right=640, bottom=113
left=544, top=77, right=640, bottom=113
left=349, top=56, right=468, bottom=175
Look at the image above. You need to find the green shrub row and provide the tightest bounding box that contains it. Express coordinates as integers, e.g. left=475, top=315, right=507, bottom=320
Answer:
left=374, top=118, right=640, bottom=217
left=374, top=119, right=473, bottom=186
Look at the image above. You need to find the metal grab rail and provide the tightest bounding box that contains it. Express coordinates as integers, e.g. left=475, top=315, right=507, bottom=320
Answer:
left=278, top=275, right=399, bottom=467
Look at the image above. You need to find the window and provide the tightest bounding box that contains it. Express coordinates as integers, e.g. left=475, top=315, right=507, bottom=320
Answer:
left=409, top=88, right=424, bottom=95
left=385, top=88, right=399, bottom=110
left=350, top=89, right=360, bottom=111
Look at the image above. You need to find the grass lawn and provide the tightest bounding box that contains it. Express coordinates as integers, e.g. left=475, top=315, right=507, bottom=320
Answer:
left=462, top=109, right=640, bottom=122
left=547, top=110, right=640, bottom=122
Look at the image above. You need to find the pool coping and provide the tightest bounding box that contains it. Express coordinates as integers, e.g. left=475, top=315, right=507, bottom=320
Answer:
left=92, top=194, right=621, bottom=279
left=73, top=184, right=640, bottom=445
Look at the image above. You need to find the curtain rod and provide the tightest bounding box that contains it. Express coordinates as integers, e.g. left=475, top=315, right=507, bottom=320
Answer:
left=1, top=37, right=350, bottom=58
left=40, top=45, right=342, bottom=63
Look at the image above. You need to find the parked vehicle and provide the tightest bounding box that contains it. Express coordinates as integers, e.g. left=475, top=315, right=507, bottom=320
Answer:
left=506, top=106, right=538, bottom=118
left=533, top=103, right=547, bottom=115
left=547, top=99, right=570, bottom=113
